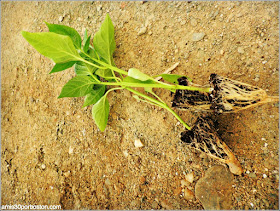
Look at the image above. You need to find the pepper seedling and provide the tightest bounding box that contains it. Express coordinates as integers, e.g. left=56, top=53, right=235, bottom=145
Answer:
left=22, top=14, right=209, bottom=131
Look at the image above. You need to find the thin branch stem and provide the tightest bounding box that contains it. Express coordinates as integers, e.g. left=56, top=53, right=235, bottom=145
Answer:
left=90, top=81, right=210, bottom=92
left=104, top=87, right=124, bottom=98
left=126, top=87, right=191, bottom=130
left=80, top=49, right=128, bottom=76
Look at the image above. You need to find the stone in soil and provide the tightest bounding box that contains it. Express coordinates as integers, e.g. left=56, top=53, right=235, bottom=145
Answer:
left=195, top=165, right=234, bottom=210
left=134, top=139, right=144, bottom=148
left=138, top=26, right=147, bottom=35
left=192, top=32, right=205, bottom=41
left=185, top=172, right=194, bottom=183
left=183, top=187, right=195, bottom=200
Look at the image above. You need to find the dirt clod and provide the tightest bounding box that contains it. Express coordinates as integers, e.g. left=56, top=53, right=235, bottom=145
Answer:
left=195, top=165, right=234, bottom=210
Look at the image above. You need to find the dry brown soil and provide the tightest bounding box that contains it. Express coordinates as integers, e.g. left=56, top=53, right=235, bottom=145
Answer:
left=1, top=1, right=279, bottom=210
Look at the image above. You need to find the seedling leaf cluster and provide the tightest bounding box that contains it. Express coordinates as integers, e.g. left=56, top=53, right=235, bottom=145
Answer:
left=22, top=14, right=209, bottom=131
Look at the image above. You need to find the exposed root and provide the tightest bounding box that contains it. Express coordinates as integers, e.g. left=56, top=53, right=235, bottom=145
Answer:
left=172, top=77, right=212, bottom=111
left=174, top=74, right=278, bottom=175
left=209, top=73, right=278, bottom=113
left=172, top=74, right=279, bottom=113
left=181, top=116, right=243, bottom=175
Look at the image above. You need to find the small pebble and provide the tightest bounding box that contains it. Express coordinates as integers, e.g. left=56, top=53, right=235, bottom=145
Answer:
left=237, top=47, right=244, bottom=54
left=263, top=174, right=267, bottom=178
left=254, top=77, right=260, bottom=82
left=64, top=171, right=71, bottom=177
left=123, top=150, right=129, bottom=157
left=192, top=33, right=205, bottom=41
left=41, top=163, right=46, bottom=170
left=185, top=172, right=194, bottom=183
left=134, top=139, right=144, bottom=148
left=58, top=16, right=64, bottom=22
left=97, top=5, right=102, bottom=11
left=138, top=27, right=147, bottom=36
left=183, top=188, right=195, bottom=200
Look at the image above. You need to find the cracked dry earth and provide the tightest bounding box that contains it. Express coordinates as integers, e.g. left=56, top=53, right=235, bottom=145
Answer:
left=1, top=1, right=279, bottom=210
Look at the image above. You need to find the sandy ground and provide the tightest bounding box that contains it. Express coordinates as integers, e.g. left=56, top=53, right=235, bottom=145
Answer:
left=1, top=1, right=279, bottom=210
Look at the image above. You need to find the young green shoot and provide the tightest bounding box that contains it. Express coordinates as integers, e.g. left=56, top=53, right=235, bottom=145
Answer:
left=22, top=14, right=209, bottom=132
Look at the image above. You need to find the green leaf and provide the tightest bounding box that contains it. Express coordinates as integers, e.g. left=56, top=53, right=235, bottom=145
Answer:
left=21, top=31, right=82, bottom=63
left=157, top=74, right=192, bottom=84
left=83, top=29, right=88, bottom=46
left=123, top=76, right=156, bottom=84
left=49, top=61, right=76, bottom=74
left=45, top=22, right=82, bottom=48
left=92, top=95, right=109, bottom=132
left=83, top=85, right=106, bottom=107
left=83, top=35, right=91, bottom=53
left=93, top=14, right=116, bottom=65
left=74, top=61, right=96, bottom=76
left=58, top=76, right=95, bottom=98
left=123, top=76, right=175, bottom=93
left=88, top=47, right=98, bottom=59
left=95, top=68, right=113, bottom=78
left=128, top=68, right=155, bottom=81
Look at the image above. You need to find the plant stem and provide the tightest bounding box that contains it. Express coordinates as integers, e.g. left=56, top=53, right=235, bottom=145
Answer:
left=80, top=49, right=128, bottom=76
left=104, top=87, right=124, bottom=98
left=162, top=103, right=191, bottom=130
left=126, top=87, right=191, bottom=130
left=80, top=49, right=207, bottom=130
left=80, top=50, right=210, bottom=93
left=92, top=81, right=210, bottom=92
left=88, top=72, right=100, bottom=82
left=80, top=57, right=107, bottom=70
